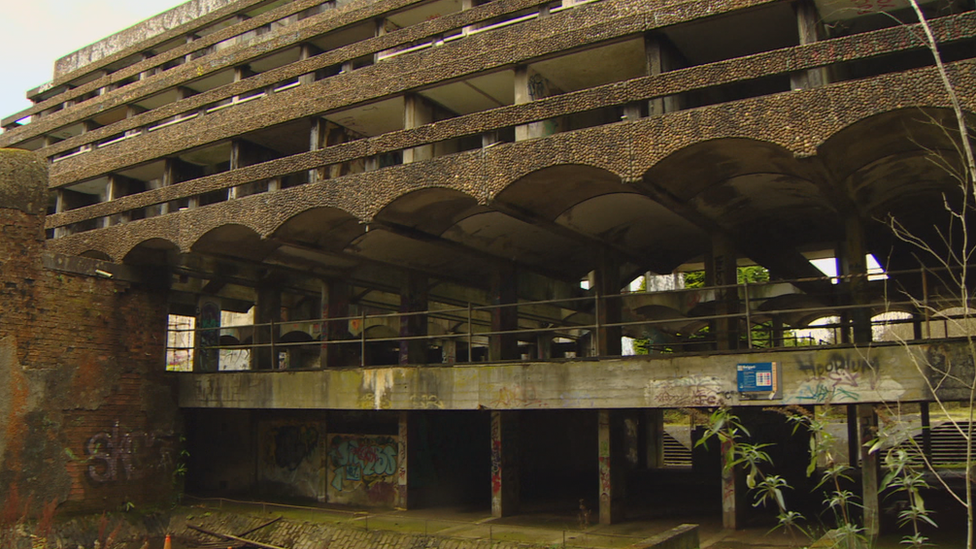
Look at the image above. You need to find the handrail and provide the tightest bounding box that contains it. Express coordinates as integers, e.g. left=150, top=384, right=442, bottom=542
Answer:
left=166, top=264, right=976, bottom=371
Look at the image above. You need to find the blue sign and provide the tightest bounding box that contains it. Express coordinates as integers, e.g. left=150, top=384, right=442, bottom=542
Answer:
left=737, top=362, right=777, bottom=393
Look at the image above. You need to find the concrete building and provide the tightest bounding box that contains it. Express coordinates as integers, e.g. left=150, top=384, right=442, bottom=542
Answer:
left=2, top=0, right=976, bottom=536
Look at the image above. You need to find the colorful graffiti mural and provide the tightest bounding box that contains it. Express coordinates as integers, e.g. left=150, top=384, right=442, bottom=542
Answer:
left=327, top=434, right=399, bottom=506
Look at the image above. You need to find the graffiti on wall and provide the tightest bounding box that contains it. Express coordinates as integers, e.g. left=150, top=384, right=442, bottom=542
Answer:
left=85, top=421, right=176, bottom=483
left=328, top=435, right=398, bottom=492
left=490, top=385, right=547, bottom=409
left=264, top=424, right=319, bottom=471
left=644, top=375, right=734, bottom=407
left=790, top=350, right=903, bottom=403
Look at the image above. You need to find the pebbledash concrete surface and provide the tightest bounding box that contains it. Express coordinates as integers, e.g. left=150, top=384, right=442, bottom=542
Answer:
left=1, top=0, right=976, bottom=541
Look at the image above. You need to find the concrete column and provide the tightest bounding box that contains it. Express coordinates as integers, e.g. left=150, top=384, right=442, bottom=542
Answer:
left=920, top=401, right=932, bottom=461
left=309, top=117, right=327, bottom=183
left=590, top=251, right=621, bottom=357
left=106, top=174, right=131, bottom=226
left=321, top=279, right=351, bottom=368
left=598, top=410, right=626, bottom=524
left=227, top=140, right=243, bottom=199
left=791, top=0, right=827, bottom=90
left=491, top=410, right=520, bottom=517
left=441, top=339, right=457, bottom=365
left=706, top=234, right=739, bottom=350
left=399, top=272, right=428, bottom=366
left=299, top=43, right=320, bottom=85
left=396, top=411, right=411, bottom=509
left=253, top=284, right=281, bottom=370
left=489, top=262, right=519, bottom=362
left=858, top=404, right=880, bottom=540
left=53, top=190, right=67, bottom=238
left=536, top=332, right=552, bottom=360
left=721, top=436, right=746, bottom=529
left=772, top=315, right=785, bottom=347
left=839, top=214, right=872, bottom=344
left=195, top=296, right=221, bottom=372
left=642, top=409, right=665, bottom=469
left=514, top=66, right=561, bottom=141
left=403, top=94, right=434, bottom=163
left=645, top=34, right=682, bottom=115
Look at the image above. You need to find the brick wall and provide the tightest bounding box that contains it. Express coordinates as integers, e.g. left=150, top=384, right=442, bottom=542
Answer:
left=0, top=150, right=180, bottom=516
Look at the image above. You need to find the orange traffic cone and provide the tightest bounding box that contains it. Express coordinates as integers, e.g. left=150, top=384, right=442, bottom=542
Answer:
left=163, top=534, right=172, bottom=549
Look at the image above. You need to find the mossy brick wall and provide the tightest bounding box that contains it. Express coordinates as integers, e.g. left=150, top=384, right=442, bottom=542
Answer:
left=0, top=149, right=179, bottom=516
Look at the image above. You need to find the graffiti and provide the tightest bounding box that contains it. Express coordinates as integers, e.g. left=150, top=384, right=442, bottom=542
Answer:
left=795, top=382, right=859, bottom=403
left=197, top=298, right=220, bottom=371
left=796, top=352, right=878, bottom=380
left=265, top=424, right=319, bottom=471
left=86, top=421, right=175, bottom=483
left=490, top=413, right=502, bottom=496
left=409, top=394, right=444, bottom=409
left=490, top=385, right=547, bottom=409
left=328, top=435, right=398, bottom=492
left=357, top=392, right=392, bottom=410
left=645, top=375, right=734, bottom=407
left=527, top=73, right=549, bottom=100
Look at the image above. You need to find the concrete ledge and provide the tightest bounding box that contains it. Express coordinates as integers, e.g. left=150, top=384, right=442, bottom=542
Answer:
left=631, top=524, right=699, bottom=549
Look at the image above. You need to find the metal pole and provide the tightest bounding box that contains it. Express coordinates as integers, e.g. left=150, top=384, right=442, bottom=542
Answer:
left=922, top=267, right=931, bottom=339
left=361, top=309, right=367, bottom=367
left=270, top=318, right=277, bottom=369
left=467, top=302, right=473, bottom=363
left=594, top=289, right=601, bottom=356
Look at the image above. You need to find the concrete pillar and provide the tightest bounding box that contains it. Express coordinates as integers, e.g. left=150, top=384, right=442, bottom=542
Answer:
left=590, top=251, right=622, bottom=357
left=227, top=140, right=243, bottom=199
left=253, top=284, right=281, bottom=370
left=403, top=94, right=434, bottom=163
left=536, top=332, right=552, bottom=360
left=489, top=263, right=519, bottom=362
left=641, top=409, right=665, bottom=469
left=299, top=43, right=320, bottom=86
left=598, top=410, right=626, bottom=524
left=441, top=339, right=457, bottom=365
left=399, top=272, right=428, bottom=366
left=397, top=411, right=411, bottom=509
left=839, top=214, right=872, bottom=344
left=106, top=174, right=131, bottom=226
left=706, top=234, right=739, bottom=350
left=858, top=404, right=880, bottom=540
left=491, top=411, right=520, bottom=517
left=790, top=0, right=828, bottom=90
left=645, top=34, right=682, bottom=115
left=321, top=279, right=351, bottom=368
left=195, top=296, right=221, bottom=372
left=720, top=434, right=749, bottom=530
left=772, top=315, right=785, bottom=347
left=920, top=401, right=932, bottom=461
left=514, top=66, right=561, bottom=141
left=309, top=117, right=327, bottom=183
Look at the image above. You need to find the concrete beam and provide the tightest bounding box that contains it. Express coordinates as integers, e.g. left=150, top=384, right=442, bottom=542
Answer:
left=178, top=339, right=944, bottom=410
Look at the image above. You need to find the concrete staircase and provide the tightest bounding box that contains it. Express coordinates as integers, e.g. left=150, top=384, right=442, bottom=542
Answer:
left=663, top=432, right=693, bottom=467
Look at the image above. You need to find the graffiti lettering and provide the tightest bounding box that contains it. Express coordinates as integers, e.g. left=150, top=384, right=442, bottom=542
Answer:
left=86, top=421, right=175, bottom=483
left=796, top=353, right=878, bottom=380
left=795, top=382, right=859, bottom=403
left=490, top=386, right=547, bottom=409
left=329, top=435, right=397, bottom=492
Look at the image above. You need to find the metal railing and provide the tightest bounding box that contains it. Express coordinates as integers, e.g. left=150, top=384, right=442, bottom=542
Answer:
left=166, top=265, right=976, bottom=372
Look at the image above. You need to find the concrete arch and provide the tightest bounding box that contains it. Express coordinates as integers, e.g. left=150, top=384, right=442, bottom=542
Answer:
left=372, top=187, right=485, bottom=236
left=490, top=164, right=628, bottom=221
left=269, top=206, right=364, bottom=251
left=818, top=107, right=975, bottom=186
left=190, top=223, right=277, bottom=263
left=79, top=249, right=112, bottom=261
left=121, top=237, right=181, bottom=266
left=642, top=137, right=838, bottom=244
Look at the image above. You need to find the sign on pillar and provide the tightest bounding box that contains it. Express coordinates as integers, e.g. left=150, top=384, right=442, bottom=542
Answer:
left=491, top=411, right=520, bottom=517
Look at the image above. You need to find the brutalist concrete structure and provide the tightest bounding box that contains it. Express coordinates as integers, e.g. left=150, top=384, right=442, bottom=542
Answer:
left=3, top=0, right=976, bottom=535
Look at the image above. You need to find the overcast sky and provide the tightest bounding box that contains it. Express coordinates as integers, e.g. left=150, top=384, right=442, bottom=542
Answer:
left=0, top=0, right=187, bottom=125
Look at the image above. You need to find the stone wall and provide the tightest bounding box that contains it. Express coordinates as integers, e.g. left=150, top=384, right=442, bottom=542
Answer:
left=0, top=149, right=180, bottom=516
